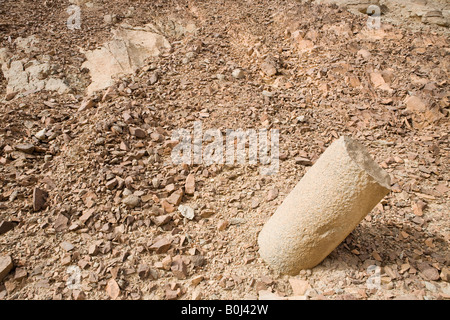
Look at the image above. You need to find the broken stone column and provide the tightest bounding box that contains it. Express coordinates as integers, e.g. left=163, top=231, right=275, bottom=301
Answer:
left=258, top=136, right=391, bottom=275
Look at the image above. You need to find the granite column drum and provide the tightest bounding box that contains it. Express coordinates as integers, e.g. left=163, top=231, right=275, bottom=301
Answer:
left=258, top=136, right=391, bottom=275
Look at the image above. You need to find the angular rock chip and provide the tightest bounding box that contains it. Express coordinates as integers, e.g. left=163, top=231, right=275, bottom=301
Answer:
left=16, top=143, right=35, bottom=154
left=122, top=195, right=140, bottom=208
left=54, top=214, right=69, bottom=232
left=167, top=190, right=184, bottom=206
left=150, top=238, right=171, bottom=254
left=106, top=278, right=120, bottom=300
left=0, top=221, right=16, bottom=236
left=171, top=256, right=188, bottom=279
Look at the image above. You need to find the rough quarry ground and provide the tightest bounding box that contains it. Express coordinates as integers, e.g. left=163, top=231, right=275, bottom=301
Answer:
left=0, top=0, right=449, bottom=300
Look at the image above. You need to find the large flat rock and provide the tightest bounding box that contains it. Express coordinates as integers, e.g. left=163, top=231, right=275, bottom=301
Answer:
left=81, top=26, right=171, bottom=95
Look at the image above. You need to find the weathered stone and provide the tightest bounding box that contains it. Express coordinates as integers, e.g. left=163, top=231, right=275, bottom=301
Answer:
left=129, top=127, right=147, bottom=138
left=54, top=214, right=69, bottom=232
left=422, top=10, right=449, bottom=27
left=405, top=95, right=426, bottom=113
left=217, top=219, right=229, bottom=231
left=441, top=267, right=450, bottom=282
left=33, top=188, right=48, bottom=211
left=14, top=268, right=27, bottom=280
left=260, top=61, right=277, bottom=77
left=0, top=221, right=16, bottom=236
left=167, top=190, right=184, bottom=206
left=137, top=263, right=150, bottom=279
left=232, top=69, right=245, bottom=79
left=0, top=255, right=13, bottom=282
left=15, top=143, right=35, bottom=154
left=5, top=91, right=18, bottom=101
left=150, top=238, right=171, bottom=254
left=185, top=174, right=195, bottom=195
left=122, top=195, right=140, bottom=208
left=258, top=136, right=391, bottom=274
left=417, top=262, right=440, bottom=281
left=148, top=72, right=159, bottom=85
left=152, top=214, right=172, bottom=226
left=60, top=241, right=74, bottom=252
left=106, top=278, right=120, bottom=299
left=171, top=256, right=188, bottom=279
left=88, top=244, right=99, bottom=256
left=289, top=278, right=310, bottom=296
left=266, top=188, right=278, bottom=201
left=106, top=178, right=118, bottom=190
left=295, top=157, right=313, bottom=166
left=79, top=98, right=95, bottom=111
left=35, top=129, right=46, bottom=141
left=161, top=199, right=175, bottom=213
left=150, top=131, right=163, bottom=142
left=370, top=72, right=391, bottom=91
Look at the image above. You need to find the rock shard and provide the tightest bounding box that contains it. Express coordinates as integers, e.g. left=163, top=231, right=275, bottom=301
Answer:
left=258, top=136, right=391, bottom=275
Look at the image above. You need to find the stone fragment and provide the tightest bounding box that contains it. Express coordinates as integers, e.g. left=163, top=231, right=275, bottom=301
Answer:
left=171, top=256, right=188, bottom=279
left=289, top=278, right=310, bottom=296
left=14, top=268, right=27, bottom=280
left=150, top=238, right=171, bottom=254
left=35, top=129, right=46, bottom=141
left=232, top=69, right=245, bottom=79
left=150, top=132, right=163, bottom=142
left=185, top=174, right=195, bottom=195
left=137, top=264, right=150, bottom=279
left=266, top=188, right=278, bottom=201
left=260, top=61, right=277, bottom=77
left=440, top=267, right=450, bottom=282
left=0, top=221, right=16, bottom=236
left=251, top=198, right=260, bottom=209
left=60, top=241, right=74, bottom=252
left=106, top=279, right=120, bottom=300
left=148, top=72, right=159, bottom=85
left=122, top=195, right=140, bottom=208
left=295, top=157, right=313, bottom=166
left=152, top=214, right=172, bottom=226
left=161, top=200, right=175, bottom=213
left=129, top=127, right=147, bottom=138
left=81, top=28, right=171, bottom=94
left=106, top=178, right=118, bottom=190
left=79, top=98, right=95, bottom=112
left=16, top=143, right=35, bottom=154
left=217, top=219, right=229, bottom=231
left=0, top=255, right=13, bottom=282
left=417, top=262, right=440, bottom=281
left=405, top=95, right=426, bottom=113
left=167, top=190, right=184, bottom=206
left=178, top=204, right=195, bottom=220
left=88, top=244, right=99, bottom=256
left=54, top=214, right=69, bottom=232
left=33, top=188, right=48, bottom=211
